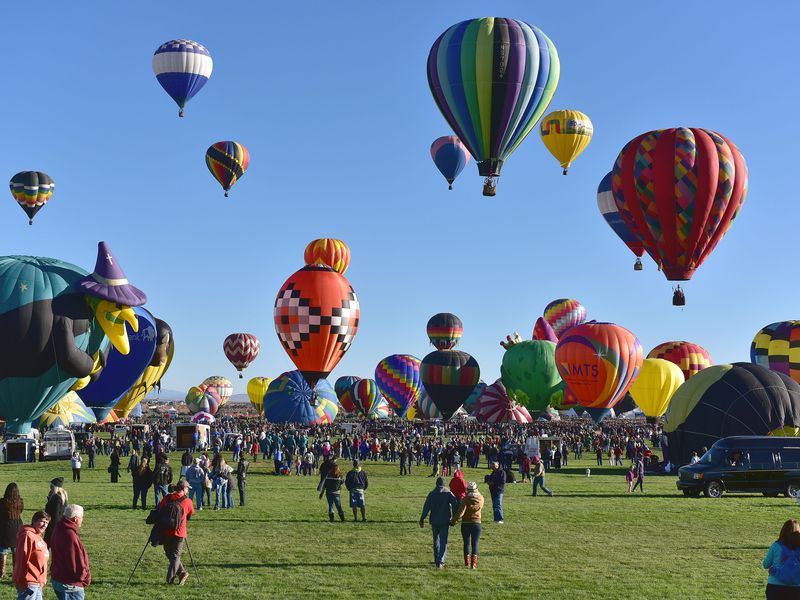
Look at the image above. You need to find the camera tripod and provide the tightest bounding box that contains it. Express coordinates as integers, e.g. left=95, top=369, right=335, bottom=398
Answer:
left=127, top=534, right=200, bottom=585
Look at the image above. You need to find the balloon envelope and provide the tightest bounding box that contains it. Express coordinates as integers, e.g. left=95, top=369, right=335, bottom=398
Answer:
left=334, top=376, right=361, bottom=413
left=37, top=392, right=96, bottom=428
left=223, top=333, right=260, bottom=377
left=751, top=322, right=800, bottom=384
left=375, top=354, right=423, bottom=417
left=648, top=341, right=712, bottom=380
left=629, top=358, right=685, bottom=418
left=202, top=376, right=233, bottom=406
left=263, top=371, right=338, bottom=425
left=597, top=171, right=644, bottom=264
left=351, top=379, right=382, bottom=418
left=532, top=317, right=558, bottom=343
left=304, top=239, right=351, bottom=274
left=500, top=340, right=562, bottom=412
left=152, top=39, right=212, bottom=116
left=10, top=171, right=54, bottom=224
left=474, top=380, right=533, bottom=423
left=540, top=110, right=593, bottom=173
left=247, top=377, right=272, bottom=414
left=185, top=384, right=221, bottom=415
left=206, top=141, right=250, bottom=195
left=421, top=350, right=480, bottom=420
left=543, top=299, right=586, bottom=338
left=426, top=313, right=462, bottom=350
left=430, top=136, right=470, bottom=188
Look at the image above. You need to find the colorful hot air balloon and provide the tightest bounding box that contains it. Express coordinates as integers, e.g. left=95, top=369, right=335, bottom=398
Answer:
left=274, top=265, right=359, bottom=391
left=629, top=358, right=685, bottom=419
left=426, top=313, right=463, bottom=350
left=185, top=384, right=221, bottom=415
left=751, top=322, right=800, bottom=383
left=474, top=380, right=533, bottom=423
left=202, top=376, right=233, bottom=406
left=463, top=380, right=487, bottom=414
left=555, top=322, right=643, bottom=410
left=539, top=110, right=593, bottom=174
left=428, top=18, right=559, bottom=196
left=191, top=411, right=215, bottom=425
left=304, top=239, right=351, bottom=274
left=647, top=341, right=712, bottom=380
left=368, top=397, right=391, bottom=420
left=543, top=299, right=586, bottom=338
left=263, top=371, right=338, bottom=424
left=375, top=354, right=423, bottom=417
left=532, top=317, right=558, bottom=343
left=37, top=392, right=96, bottom=429
left=430, top=136, right=471, bottom=190
left=9, top=171, right=54, bottom=225
left=417, top=388, right=442, bottom=419
left=611, top=128, right=748, bottom=304
left=500, top=340, right=563, bottom=413
left=664, top=363, right=800, bottom=467
left=597, top=171, right=645, bottom=271
left=334, top=375, right=361, bottom=413
left=223, top=333, right=260, bottom=379
left=420, top=350, right=480, bottom=419
left=206, top=142, right=250, bottom=197
left=351, top=379, right=382, bottom=418
left=152, top=39, right=213, bottom=117
left=247, top=377, right=272, bottom=414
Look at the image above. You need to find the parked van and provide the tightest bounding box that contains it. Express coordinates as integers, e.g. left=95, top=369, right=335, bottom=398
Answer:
left=676, top=436, right=800, bottom=498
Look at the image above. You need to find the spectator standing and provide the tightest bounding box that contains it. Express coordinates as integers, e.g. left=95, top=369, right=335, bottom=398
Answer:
left=0, top=483, right=24, bottom=578
left=419, top=477, right=460, bottom=569
left=450, top=481, right=484, bottom=569
left=70, top=452, right=82, bottom=483
left=531, top=456, right=554, bottom=497
left=132, top=457, right=153, bottom=510
left=632, top=455, right=645, bottom=493
left=763, top=519, right=800, bottom=599
left=237, top=456, right=249, bottom=507
left=157, top=480, right=195, bottom=585
left=12, top=511, right=49, bottom=600
left=344, top=460, right=369, bottom=522
left=44, top=479, right=68, bottom=547
left=484, top=461, right=506, bottom=524
left=50, top=504, right=90, bottom=600
left=152, top=455, right=173, bottom=505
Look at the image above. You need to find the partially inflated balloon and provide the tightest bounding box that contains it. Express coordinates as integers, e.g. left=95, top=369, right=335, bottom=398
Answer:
left=10, top=171, right=54, bottom=225
left=500, top=340, right=563, bottom=412
left=474, top=380, right=533, bottom=423
left=751, top=322, right=800, bottom=384
left=543, top=299, right=586, bottom=338
left=351, top=379, right=382, bottom=418
left=304, top=239, right=350, bottom=274
left=223, top=333, right=260, bottom=379
left=539, top=110, right=593, bottom=174
left=597, top=171, right=644, bottom=270
left=334, top=375, right=361, bottom=413
left=37, top=392, right=96, bottom=428
left=421, top=350, right=480, bottom=419
left=369, top=397, right=391, bottom=420
left=647, top=341, right=712, bottom=380
left=463, top=381, right=487, bottom=414
left=629, top=358, right=684, bottom=418
left=532, top=317, right=558, bottom=342
left=203, top=376, right=233, bottom=406
left=375, top=355, right=423, bottom=417
left=153, top=39, right=212, bottom=117
left=263, top=371, right=338, bottom=424
left=206, top=141, right=250, bottom=197
left=185, top=384, right=221, bottom=415
left=430, top=136, right=470, bottom=190
left=555, top=322, right=643, bottom=410
left=427, top=313, right=462, bottom=350
left=247, top=377, right=271, bottom=414
left=416, top=388, right=441, bottom=420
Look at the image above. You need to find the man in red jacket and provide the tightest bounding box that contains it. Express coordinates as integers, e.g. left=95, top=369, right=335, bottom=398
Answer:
left=158, top=479, right=195, bottom=585
left=50, top=504, right=90, bottom=599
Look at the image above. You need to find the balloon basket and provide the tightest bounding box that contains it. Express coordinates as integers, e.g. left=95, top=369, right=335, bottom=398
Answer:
left=224, top=191, right=229, bottom=198
left=482, top=178, right=497, bottom=197
left=634, top=258, right=643, bottom=271
left=672, top=286, right=686, bottom=306
left=178, top=109, right=184, bottom=118
left=562, top=169, right=568, bottom=175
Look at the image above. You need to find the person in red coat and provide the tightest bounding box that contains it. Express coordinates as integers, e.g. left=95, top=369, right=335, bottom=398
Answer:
left=158, top=479, right=195, bottom=585
left=449, top=469, right=467, bottom=499
left=50, top=504, right=90, bottom=599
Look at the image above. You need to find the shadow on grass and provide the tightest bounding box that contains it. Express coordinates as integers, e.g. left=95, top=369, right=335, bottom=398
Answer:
left=216, top=561, right=427, bottom=569
left=201, top=517, right=418, bottom=524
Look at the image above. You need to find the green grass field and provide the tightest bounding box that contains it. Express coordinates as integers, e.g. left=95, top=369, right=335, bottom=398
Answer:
left=1, top=452, right=792, bottom=599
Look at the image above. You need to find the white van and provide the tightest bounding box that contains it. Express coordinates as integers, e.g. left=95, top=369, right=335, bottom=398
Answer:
left=42, top=429, right=76, bottom=460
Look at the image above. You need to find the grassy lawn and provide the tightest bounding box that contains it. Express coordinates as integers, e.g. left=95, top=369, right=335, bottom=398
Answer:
left=0, top=452, right=790, bottom=599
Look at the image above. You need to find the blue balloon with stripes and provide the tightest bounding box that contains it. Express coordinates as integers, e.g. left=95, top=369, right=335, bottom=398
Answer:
left=152, top=39, right=213, bottom=117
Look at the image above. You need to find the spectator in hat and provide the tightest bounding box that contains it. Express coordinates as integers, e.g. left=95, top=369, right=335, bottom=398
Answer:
left=450, top=481, right=484, bottom=569
left=44, top=479, right=67, bottom=547
left=158, top=479, right=194, bottom=585
left=50, top=504, right=90, bottom=599
left=344, top=459, right=369, bottom=522
left=419, top=477, right=460, bottom=569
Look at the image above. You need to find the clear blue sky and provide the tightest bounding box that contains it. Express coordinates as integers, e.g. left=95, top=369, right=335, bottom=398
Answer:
left=2, top=1, right=796, bottom=396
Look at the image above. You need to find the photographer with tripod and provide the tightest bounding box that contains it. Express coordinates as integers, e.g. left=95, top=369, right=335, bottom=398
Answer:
left=155, top=480, right=195, bottom=585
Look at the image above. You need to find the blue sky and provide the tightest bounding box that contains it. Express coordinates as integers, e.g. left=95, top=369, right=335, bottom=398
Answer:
left=2, top=2, right=797, bottom=396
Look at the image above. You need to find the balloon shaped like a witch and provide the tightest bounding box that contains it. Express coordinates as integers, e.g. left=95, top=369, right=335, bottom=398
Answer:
left=274, top=241, right=360, bottom=404
left=0, top=241, right=147, bottom=433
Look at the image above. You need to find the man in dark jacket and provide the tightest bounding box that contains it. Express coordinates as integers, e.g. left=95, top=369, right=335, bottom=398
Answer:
left=158, top=479, right=195, bottom=585
left=419, top=477, right=459, bottom=569
left=180, top=449, right=194, bottom=477
left=50, top=504, right=90, bottom=599
left=236, top=457, right=250, bottom=507
left=152, top=455, right=173, bottom=506
left=344, top=459, right=369, bottom=522
left=484, top=461, right=506, bottom=523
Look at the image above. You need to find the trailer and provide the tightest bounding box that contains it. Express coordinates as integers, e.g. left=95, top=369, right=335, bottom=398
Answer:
left=171, top=423, right=210, bottom=450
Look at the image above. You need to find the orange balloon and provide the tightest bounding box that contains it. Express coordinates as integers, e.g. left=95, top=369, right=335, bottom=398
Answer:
left=304, top=239, right=351, bottom=274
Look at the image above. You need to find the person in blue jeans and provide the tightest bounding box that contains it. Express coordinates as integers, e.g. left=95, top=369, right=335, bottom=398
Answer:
left=419, top=477, right=460, bottom=568
left=484, top=461, right=506, bottom=523
left=531, top=456, right=554, bottom=497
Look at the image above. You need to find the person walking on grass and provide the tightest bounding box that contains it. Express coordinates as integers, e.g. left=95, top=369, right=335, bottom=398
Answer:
left=531, top=456, right=554, bottom=497
left=763, top=519, right=800, bottom=599
left=109, top=449, right=121, bottom=483
left=237, top=456, right=249, bottom=507
left=419, top=477, right=459, bottom=569
left=152, top=454, right=173, bottom=506
left=13, top=511, right=49, bottom=600
left=157, top=480, right=194, bottom=586
left=484, top=461, right=506, bottom=524
left=345, top=459, right=369, bottom=522
left=50, top=504, right=90, bottom=599
left=449, top=469, right=466, bottom=500
left=450, top=481, right=484, bottom=570
left=318, top=462, right=345, bottom=522
left=71, top=452, right=82, bottom=483
left=626, top=466, right=635, bottom=493
left=632, top=455, right=645, bottom=493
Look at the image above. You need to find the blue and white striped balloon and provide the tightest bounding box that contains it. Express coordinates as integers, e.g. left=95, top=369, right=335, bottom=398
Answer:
left=152, top=39, right=213, bottom=117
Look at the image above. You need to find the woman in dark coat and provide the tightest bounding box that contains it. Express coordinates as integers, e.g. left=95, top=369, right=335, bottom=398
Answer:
left=109, top=449, right=121, bottom=483
left=132, top=456, right=153, bottom=509
left=44, top=477, right=68, bottom=546
left=0, top=482, right=23, bottom=577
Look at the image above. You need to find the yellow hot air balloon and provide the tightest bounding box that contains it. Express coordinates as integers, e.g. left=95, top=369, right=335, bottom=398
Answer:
left=629, top=358, right=685, bottom=419
left=247, top=377, right=272, bottom=414
left=539, top=110, right=593, bottom=174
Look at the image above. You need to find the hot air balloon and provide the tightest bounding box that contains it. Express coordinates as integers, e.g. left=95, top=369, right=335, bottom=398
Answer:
left=37, top=392, right=96, bottom=429
left=421, top=350, right=480, bottom=420
left=368, top=397, right=391, bottom=420
left=597, top=172, right=645, bottom=271
left=417, top=388, right=442, bottom=419
left=629, top=358, right=685, bottom=420
left=334, top=376, right=361, bottom=413
left=532, top=317, right=558, bottom=342
left=185, top=384, right=221, bottom=415
left=223, top=333, right=260, bottom=379
left=430, top=136, right=471, bottom=190
left=647, top=341, right=712, bottom=381
left=202, top=376, right=233, bottom=406
left=427, top=18, right=559, bottom=196
left=206, top=141, right=250, bottom=197
left=611, top=128, right=748, bottom=304
left=152, top=39, right=213, bottom=117
left=78, top=306, right=158, bottom=420
left=555, top=322, right=643, bottom=410
left=543, top=299, right=586, bottom=338
left=191, top=411, right=215, bottom=425
left=427, top=313, right=463, bottom=350
left=274, top=265, right=359, bottom=392
left=351, top=379, right=382, bottom=418
left=500, top=340, right=563, bottom=413
left=263, top=371, right=338, bottom=424
left=751, top=322, right=800, bottom=384
left=463, top=381, right=487, bottom=414
left=474, top=380, right=533, bottom=423
left=539, top=110, right=593, bottom=174
left=9, top=171, right=54, bottom=225
left=114, top=318, right=174, bottom=418
left=375, top=355, right=423, bottom=417
left=664, top=363, right=800, bottom=467
left=247, top=377, right=272, bottom=414
left=304, top=239, right=350, bottom=274
left=585, top=408, right=614, bottom=423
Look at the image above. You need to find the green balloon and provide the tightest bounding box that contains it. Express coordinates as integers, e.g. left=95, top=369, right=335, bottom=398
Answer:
left=500, top=341, right=563, bottom=413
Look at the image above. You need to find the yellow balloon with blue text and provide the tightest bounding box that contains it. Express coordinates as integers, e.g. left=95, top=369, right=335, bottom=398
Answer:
left=539, top=110, right=593, bottom=174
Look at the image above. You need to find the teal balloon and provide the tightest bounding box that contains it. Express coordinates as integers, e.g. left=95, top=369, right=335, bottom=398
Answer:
left=500, top=340, right=562, bottom=413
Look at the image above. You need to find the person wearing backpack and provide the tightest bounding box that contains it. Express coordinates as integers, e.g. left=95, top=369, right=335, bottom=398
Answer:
left=763, top=519, right=800, bottom=599
left=157, top=480, right=194, bottom=585
left=152, top=455, right=173, bottom=506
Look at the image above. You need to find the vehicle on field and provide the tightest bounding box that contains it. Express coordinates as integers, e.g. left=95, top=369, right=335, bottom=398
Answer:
left=42, top=429, right=76, bottom=460
left=172, top=423, right=210, bottom=450
left=676, top=436, right=800, bottom=498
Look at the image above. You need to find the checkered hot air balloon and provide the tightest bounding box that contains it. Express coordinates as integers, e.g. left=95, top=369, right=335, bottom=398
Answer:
left=152, top=39, right=213, bottom=117
left=648, top=341, right=712, bottom=380
left=206, top=142, right=250, bottom=197
left=304, top=239, right=350, bottom=275
left=223, top=333, right=260, bottom=379
left=474, top=380, right=533, bottom=423
left=543, top=299, right=586, bottom=338
left=375, top=354, right=423, bottom=418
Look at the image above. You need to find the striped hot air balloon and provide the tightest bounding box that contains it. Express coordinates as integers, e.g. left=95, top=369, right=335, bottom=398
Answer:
left=751, top=322, right=800, bottom=384
left=206, top=141, right=250, bottom=197
left=426, top=313, right=463, bottom=350
left=474, top=380, right=533, bottom=423
left=597, top=171, right=645, bottom=270
left=223, top=333, right=260, bottom=379
left=9, top=171, right=54, bottom=225
left=648, top=341, right=712, bottom=380
left=543, top=299, right=586, bottom=338
left=351, top=379, right=382, bottom=418
left=304, top=239, right=351, bottom=274
left=152, top=39, right=213, bottom=117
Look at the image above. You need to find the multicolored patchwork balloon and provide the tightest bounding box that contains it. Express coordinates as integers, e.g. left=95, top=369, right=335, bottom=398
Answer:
left=751, top=322, right=800, bottom=383
left=304, top=239, right=351, bottom=274
left=152, top=39, right=213, bottom=117
left=246, top=377, right=272, bottom=414
left=647, top=341, right=712, bottom=380
left=223, top=333, right=260, bottom=379
left=263, top=371, right=338, bottom=424
left=430, top=136, right=470, bottom=190
left=543, top=299, right=586, bottom=338
left=185, top=383, right=221, bottom=415
left=9, top=171, right=54, bottom=225
left=474, top=380, right=533, bottom=423
left=597, top=171, right=644, bottom=270
left=351, top=378, right=382, bottom=418
left=555, top=322, right=643, bottom=410
left=375, top=354, right=423, bottom=417
left=500, top=340, right=563, bottom=413
left=206, top=141, right=250, bottom=197
left=421, top=349, right=480, bottom=419
left=426, top=313, right=463, bottom=350
left=539, top=110, right=593, bottom=174
left=202, top=376, right=233, bottom=406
